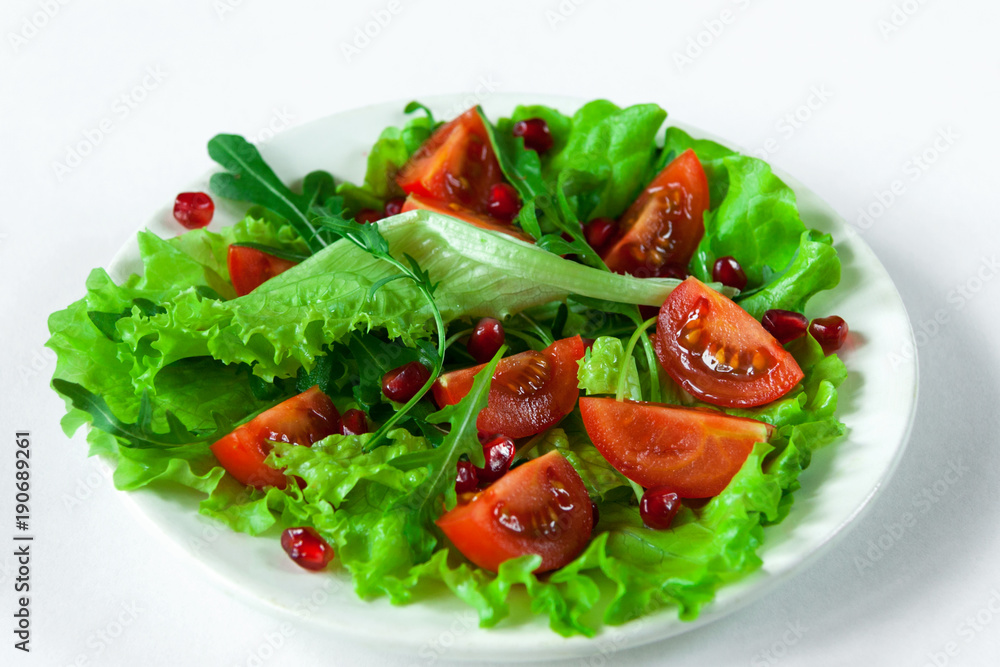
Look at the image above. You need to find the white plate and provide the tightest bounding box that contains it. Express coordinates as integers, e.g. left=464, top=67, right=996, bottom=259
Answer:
left=104, top=94, right=918, bottom=661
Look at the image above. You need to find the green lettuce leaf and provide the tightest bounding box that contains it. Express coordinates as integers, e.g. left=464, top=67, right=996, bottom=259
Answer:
left=576, top=336, right=641, bottom=400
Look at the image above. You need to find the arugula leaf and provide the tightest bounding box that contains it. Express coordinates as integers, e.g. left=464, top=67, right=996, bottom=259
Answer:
left=228, top=242, right=309, bottom=264
left=389, top=346, right=505, bottom=554
left=52, top=379, right=229, bottom=449
left=208, top=134, right=333, bottom=252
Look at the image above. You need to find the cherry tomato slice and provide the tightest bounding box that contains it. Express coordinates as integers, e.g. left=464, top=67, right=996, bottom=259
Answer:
left=579, top=397, right=774, bottom=497
left=432, top=336, right=585, bottom=438
left=227, top=245, right=298, bottom=297
left=602, top=149, right=709, bottom=277
left=400, top=193, right=533, bottom=243
left=654, top=277, right=804, bottom=408
left=436, top=451, right=593, bottom=573
left=396, top=107, right=505, bottom=216
left=209, top=386, right=341, bottom=489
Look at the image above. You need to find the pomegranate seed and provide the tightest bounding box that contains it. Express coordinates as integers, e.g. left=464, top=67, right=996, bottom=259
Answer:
left=639, top=487, right=681, bottom=530
left=173, top=192, right=214, bottom=229
left=341, top=409, right=369, bottom=436
left=384, top=197, right=405, bottom=217
left=467, top=317, right=505, bottom=363
left=809, top=316, right=849, bottom=355
left=512, top=118, right=554, bottom=154
left=455, top=461, right=479, bottom=494
left=712, top=256, right=748, bottom=291
left=487, top=183, right=521, bottom=222
left=381, top=361, right=431, bottom=403
left=355, top=209, right=384, bottom=224
left=476, top=435, right=515, bottom=484
left=591, top=502, right=600, bottom=526
left=762, top=309, right=808, bottom=344
left=280, top=527, right=334, bottom=571
left=584, top=217, right=617, bottom=250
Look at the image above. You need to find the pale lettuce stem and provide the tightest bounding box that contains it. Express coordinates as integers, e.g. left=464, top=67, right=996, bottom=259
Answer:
left=616, top=317, right=657, bottom=402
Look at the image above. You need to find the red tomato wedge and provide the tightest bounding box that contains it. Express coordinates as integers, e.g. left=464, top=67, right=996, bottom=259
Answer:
left=436, top=451, right=593, bottom=573
left=400, top=193, right=533, bottom=243
left=228, top=245, right=298, bottom=297
left=396, top=107, right=504, bottom=216
left=210, top=386, right=341, bottom=490
left=432, top=336, right=585, bottom=438
left=602, top=149, right=709, bottom=277
left=655, top=277, right=804, bottom=408
left=579, top=397, right=774, bottom=497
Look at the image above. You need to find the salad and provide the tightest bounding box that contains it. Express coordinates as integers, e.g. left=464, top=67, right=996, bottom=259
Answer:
left=47, top=99, right=849, bottom=637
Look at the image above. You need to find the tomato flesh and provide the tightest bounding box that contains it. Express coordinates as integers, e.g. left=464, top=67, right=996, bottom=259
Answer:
left=436, top=451, right=593, bottom=573
left=655, top=277, right=804, bottom=408
left=432, top=336, right=585, bottom=438
left=228, top=245, right=298, bottom=297
left=210, top=386, right=341, bottom=489
left=602, top=149, right=709, bottom=277
left=396, top=107, right=505, bottom=216
left=579, top=397, right=774, bottom=497
left=400, top=193, right=532, bottom=242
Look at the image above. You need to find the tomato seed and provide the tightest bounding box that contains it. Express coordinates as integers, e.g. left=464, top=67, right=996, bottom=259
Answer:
left=712, top=256, right=748, bottom=291
left=762, top=309, right=808, bottom=344
left=639, top=487, right=681, bottom=530
left=280, top=527, right=334, bottom=571
left=173, top=192, right=214, bottom=229
left=809, top=315, right=849, bottom=355
left=467, top=317, right=505, bottom=364
left=512, top=118, right=554, bottom=154
left=487, top=183, right=521, bottom=222
left=382, top=361, right=431, bottom=403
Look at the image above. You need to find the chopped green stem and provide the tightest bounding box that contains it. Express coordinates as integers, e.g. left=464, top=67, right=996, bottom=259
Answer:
left=517, top=313, right=554, bottom=346
left=639, top=333, right=662, bottom=404
left=616, top=317, right=657, bottom=402
left=503, top=328, right=548, bottom=351
left=444, top=328, right=473, bottom=350
left=357, top=253, right=447, bottom=452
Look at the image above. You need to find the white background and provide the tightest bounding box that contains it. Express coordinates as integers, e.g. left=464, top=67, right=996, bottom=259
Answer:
left=2, top=1, right=999, bottom=666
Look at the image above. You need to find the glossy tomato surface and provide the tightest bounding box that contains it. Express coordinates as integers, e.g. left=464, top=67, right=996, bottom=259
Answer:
left=400, top=193, right=532, bottom=242
left=227, top=245, right=298, bottom=297
left=602, top=149, right=709, bottom=277
left=579, top=397, right=774, bottom=497
left=655, top=277, right=804, bottom=408
left=436, top=451, right=593, bottom=573
left=432, top=336, right=585, bottom=438
left=396, top=107, right=504, bottom=216
left=210, top=386, right=341, bottom=489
